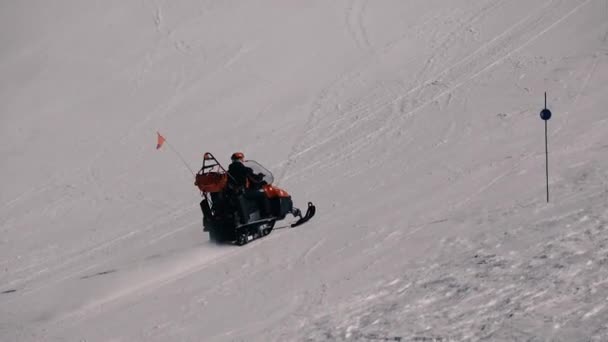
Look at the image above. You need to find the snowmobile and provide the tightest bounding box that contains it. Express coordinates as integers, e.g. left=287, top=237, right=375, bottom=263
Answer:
left=194, top=153, right=316, bottom=245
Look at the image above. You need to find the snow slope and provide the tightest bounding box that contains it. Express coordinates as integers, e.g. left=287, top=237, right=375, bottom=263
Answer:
left=1, top=0, right=608, bottom=341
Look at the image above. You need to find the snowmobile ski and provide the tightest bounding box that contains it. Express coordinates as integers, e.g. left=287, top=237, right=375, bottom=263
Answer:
left=291, top=202, right=316, bottom=228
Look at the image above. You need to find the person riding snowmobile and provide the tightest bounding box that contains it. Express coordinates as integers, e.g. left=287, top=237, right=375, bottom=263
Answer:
left=227, top=152, right=263, bottom=190
left=227, top=152, right=269, bottom=223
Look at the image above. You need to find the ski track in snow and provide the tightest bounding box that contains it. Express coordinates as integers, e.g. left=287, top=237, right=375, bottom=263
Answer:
left=48, top=246, right=242, bottom=329
left=345, top=0, right=371, bottom=51
left=284, top=0, right=553, bottom=173
left=286, top=0, right=591, bottom=174
left=554, top=54, right=601, bottom=135
left=2, top=205, right=197, bottom=295
left=298, top=4, right=512, bottom=172
left=279, top=0, right=517, bottom=180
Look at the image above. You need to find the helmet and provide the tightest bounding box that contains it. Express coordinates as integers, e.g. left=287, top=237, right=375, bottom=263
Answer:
left=231, top=152, right=244, bottom=161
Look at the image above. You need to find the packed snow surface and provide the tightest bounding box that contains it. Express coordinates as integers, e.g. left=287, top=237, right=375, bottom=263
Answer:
left=2, top=1, right=608, bottom=341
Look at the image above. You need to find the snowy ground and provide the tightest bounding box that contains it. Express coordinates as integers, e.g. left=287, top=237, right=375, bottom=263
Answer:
left=1, top=1, right=608, bottom=341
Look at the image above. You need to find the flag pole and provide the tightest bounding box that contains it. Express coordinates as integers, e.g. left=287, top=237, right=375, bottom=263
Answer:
left=157, top=132, right=196, bottom=176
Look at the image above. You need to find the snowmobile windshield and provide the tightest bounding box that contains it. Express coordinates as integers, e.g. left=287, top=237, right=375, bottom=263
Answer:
left=243, top=160, right=274, bottom=185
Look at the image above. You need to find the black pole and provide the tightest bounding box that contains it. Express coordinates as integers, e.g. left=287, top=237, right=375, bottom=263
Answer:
left=545, top=92, right=549, bottom=203
left=545, top=120, right=549, bottom=202
left=540, top=92, right=552, bottom=203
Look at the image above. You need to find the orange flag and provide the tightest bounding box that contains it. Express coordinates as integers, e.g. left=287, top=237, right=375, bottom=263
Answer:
left=156, top=132, right=166, bottom=149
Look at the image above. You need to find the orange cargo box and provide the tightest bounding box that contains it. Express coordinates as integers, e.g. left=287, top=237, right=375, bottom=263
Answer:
left=195, top=172, right=227, bottom=193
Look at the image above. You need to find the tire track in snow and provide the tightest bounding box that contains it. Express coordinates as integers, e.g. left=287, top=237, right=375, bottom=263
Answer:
left=301, top=237, right=327, bottom=265
left=132, top=1, right=166, bottom=92
left=437, top=0, right=596, bottom=209
left=285, top=0, right=592, bottom=182
left=276, top=2, right=497, bottom=181
left=2, top=205, right=197, bottom=299
left=553, top=52, right=602, bottom=136
left=313, top=0, right=507, bottom=138
left=357, top=0, right=371, bottom=49
left=129, top=2, right=249, bottom=138
left=408, top=0, right=505, bottom=97
left=1, top=188, right=42, bottom=212
left=49, top=229, right=298, bottom=334
left=276, top=3, right=461, bottom=179
left=4, top=66, right=192, bottom=288
left=275, top=69, right=358, bottom=185
left=283, top=0, right=557, bottom=166
left=45, top=245, right=243, bottom=330
left=154, top=2, right=163, bottom=34
left=345, top=0, right=371, bottom=51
